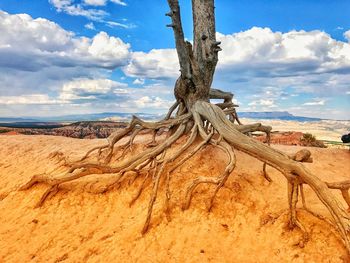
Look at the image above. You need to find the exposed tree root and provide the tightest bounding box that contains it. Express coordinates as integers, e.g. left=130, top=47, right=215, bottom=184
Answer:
left=288, top=181, right=309, bottom=242
left=182, top=140, right=236, bottom=211
left=142, top=160, right=166, bottom=234
left=18, top=100, right=350, bottom=253
left=129, top=171, right=150, bottom=207
left=192, top=100, right=350, bottom=252
left=17, top=0, right=350, bottom=253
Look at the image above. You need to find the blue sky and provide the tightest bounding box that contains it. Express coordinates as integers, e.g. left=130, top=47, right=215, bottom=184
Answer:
left=0, top=0, right=349, bottom=119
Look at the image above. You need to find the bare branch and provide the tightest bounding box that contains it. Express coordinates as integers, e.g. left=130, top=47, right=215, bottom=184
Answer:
left=166, top=0, right=191, bottom=79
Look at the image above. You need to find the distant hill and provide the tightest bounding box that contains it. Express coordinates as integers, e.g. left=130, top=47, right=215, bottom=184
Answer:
left=0, top=121, right=127, bottom=138
left=0, top=111, right=322, bottom=124
left=0, top=112, right=161, bottom=124
left=238, top=111, right=321, bottom=121
left=35, top=112, right=162, bottom=122
left=0, top=117, right=39, bottom=123
left=0, top=122, right=64, bottom=129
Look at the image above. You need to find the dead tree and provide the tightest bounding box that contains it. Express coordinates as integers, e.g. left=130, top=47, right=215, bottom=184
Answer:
left=20, top=0, right=350, bottom=253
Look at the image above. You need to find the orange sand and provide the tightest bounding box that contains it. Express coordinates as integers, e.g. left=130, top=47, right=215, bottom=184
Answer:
left=0, top=135, right=349, bottom=262
left=0, top=131, right=19, bottom=135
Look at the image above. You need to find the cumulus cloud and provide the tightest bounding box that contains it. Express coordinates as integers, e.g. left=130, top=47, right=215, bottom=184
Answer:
left=217, top=27, right=350, bottom=77
left=0, top=77, right=174, bottom=115
left=1, top=14, right=348, bottom=119
left=344, top=30, right=350, bottom=42
left=86, top=32, right=130, bottom=66
left=121, top=27, right=350, bottom=118
left=123, top=49, right=179, bottom=79
left=124, top=27, right=350, bottom=81
left=0, top=11, right=133, bottom=115
left=58, top=78, right=128, bottom=101
left=0, top=11, right=130, bottom=71
left=0, top=78, right=130, bottom=106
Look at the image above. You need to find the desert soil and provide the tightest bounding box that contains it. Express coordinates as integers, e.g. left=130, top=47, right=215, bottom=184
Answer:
left=0, top=135, right=349, bottom=262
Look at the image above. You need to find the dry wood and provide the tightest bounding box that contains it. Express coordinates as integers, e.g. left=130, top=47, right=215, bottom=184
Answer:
left=18, top=0, right=350, bottom=254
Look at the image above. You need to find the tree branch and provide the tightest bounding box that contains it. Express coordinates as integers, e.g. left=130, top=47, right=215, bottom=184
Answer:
left=166, top=0, right=191, bottom=79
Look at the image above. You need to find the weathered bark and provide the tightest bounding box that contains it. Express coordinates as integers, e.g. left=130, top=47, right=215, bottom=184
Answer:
left=18, top=0, right=350, bottom=254
left=192, top=0, right=220, bottom=88
left=168, top=0, right=219, bottom=108
left=192, top=101, right=350, bottom=251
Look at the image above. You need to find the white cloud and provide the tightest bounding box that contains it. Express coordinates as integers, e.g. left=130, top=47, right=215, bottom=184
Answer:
left=58, top=78, right=128, bottom=101
left=85, top=22, right=95, bottom=30
left=49, top=0, right=127, bottom=21
left=0, top=11, right=73, bottom=52
left=217, top=27, right=350, bottom=76
left=105, top=20, right=136, bottom=29
left=303, top=99, right=326, bottom=106
left=346, top=91, right=350, bottom=95
left=84, top=0, right=106, bottom=6
left=120, top=27, right=350, bottom=119
left=133, top=78, right=145, bottom=85
left=49, top=0, right=107, bottom=21
left=86, top=32, right=130, bottom=65
left=0, top=11, right=132, bottom=116
left=0, top=14, right=348, bottom=119
left=344, top=30, right=350, bottom=42
left=0, top=11, right=130, bottom=71
left=0, top=94, right=66, bottom=105
left=123, top=49, right=179, bottom=79
left=248, top=99, right=276, bottom=108
left=134, top=96, right=173, bottom=109
left=83, top=0, right=127, bottom=6
left=110, top=0, right=127, bottom=6
left=124, top=27, right=350, bottom=81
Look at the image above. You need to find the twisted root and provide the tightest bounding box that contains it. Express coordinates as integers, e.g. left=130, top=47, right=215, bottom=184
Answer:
left=18, top=100, right=350, bottom=253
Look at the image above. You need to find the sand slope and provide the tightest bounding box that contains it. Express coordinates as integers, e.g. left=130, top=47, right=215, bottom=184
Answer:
left=0, top=135, right=349, bottom=262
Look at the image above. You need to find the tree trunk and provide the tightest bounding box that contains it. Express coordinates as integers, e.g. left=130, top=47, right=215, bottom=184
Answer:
left=168, top=0, right=220, bottom=109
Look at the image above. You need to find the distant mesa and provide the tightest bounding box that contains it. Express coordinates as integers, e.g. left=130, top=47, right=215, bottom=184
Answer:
left=0, top=111, right=321, bottom=124
left=238, top=111, right=321, bottom=121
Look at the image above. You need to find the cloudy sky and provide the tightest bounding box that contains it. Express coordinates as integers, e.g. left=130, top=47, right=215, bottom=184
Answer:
left=0, top=0, right=349, bottom=119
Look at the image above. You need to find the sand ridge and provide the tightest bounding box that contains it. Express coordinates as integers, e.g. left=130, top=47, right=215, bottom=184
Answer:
left=0, top=135, right=349, bottom=262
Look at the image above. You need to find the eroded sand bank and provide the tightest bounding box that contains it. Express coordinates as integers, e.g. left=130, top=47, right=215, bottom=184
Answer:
left=0, top=135, right=349, bottom=262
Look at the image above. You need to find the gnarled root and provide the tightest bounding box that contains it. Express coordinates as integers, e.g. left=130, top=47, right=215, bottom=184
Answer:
left=20, top=118, right=188, bottom=208
left=192, top=100, right=350, bottom=252
left=18, top=99, right=350, bottom=253
left=182, top=140, right=236, bottom=211
left=288, top=181, right=309, bottom=242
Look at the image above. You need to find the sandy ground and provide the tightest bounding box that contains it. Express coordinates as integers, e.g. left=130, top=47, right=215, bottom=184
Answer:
left=0, top=135, right=350, bottom=262
left=241, top=118, right=350, bottom=142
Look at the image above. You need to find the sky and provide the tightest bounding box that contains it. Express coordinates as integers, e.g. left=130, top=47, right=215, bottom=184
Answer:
left=0, top=0, right=349, bottom=120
